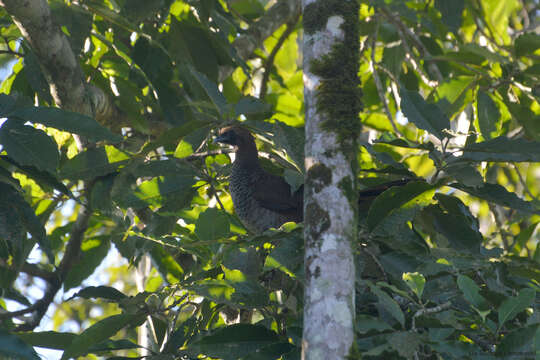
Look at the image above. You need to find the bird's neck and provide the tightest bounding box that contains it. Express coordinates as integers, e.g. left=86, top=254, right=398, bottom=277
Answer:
left=235, top=141, right=260, bottom=169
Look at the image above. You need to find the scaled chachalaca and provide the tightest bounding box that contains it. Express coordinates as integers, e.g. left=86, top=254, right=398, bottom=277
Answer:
left=215, top=126, right=409, bottom=233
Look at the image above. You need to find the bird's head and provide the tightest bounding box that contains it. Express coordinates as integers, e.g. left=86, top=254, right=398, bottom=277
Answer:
left=215, top=126, right=255, bottom=149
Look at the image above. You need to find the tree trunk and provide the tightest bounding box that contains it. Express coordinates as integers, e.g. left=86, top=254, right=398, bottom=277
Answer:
left=302, top=0, right=361, bottom=359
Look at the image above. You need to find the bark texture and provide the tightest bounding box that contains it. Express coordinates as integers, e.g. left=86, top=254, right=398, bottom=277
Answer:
left=302, top=0, right=360, bottom=359
left=0, top=0, right=118, bottom=131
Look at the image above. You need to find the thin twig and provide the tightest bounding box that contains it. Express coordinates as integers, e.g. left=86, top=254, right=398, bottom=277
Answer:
left=1, top=35, right=23, bottom=56
left=513, top=163, right=537, bottom=201
left=0, top=196, right=94, bottom=331
left=259, top=12, right=300, bottom=99
left=411, top=301, right=452, bottom=331
left=381, top=9, right=441, bottom=87
left=0, top=260, right=55, bottom=282
left=369, top=23, right=401, bottom=136
left=361, top=246, right=388, bottom=283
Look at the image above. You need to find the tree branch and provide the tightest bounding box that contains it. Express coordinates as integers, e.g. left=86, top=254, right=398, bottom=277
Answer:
left=0, top=0, right=123, bottom=138
left=6, top=203, right=93, bottom=331
left=260, top=12, right=300, bottom=99
left=220, top=0, right=301, bottom=82
left=369, top=23, right=401, bottom=135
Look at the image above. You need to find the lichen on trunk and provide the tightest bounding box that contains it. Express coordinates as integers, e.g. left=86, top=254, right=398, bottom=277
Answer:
left=302, top=0, right=361, bottom=359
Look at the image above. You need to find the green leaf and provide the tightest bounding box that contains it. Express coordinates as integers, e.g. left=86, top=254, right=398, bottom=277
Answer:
left=356, top=315, right=393, bottom=334
left=443, top=161, right=484, bottom=187
left=514, top=222, right=538, bottom=253
left=476, top=91, right=500, bottom=139
left=457, top=275, right=490, bottom=311
left=174, top=140, right=194, bottom=158
left=382, top=44, right=405, bottom=78
left=273, top=122, right=305, bottom=172
left=61, top=313, right=146, bottom=360
left=59, top=147, right=127, bottom=180
left=450, top=182, right=540, bottom=214
left=195, top=208, right=230, bottom=240
left=459, top=136, right=540, bottom=162
left=71, top=286, right=128, bottom=301
left=235, top=96, right=271, bottom=117
left=0, top=329, right=40, bottom=360
left=229, top=0, right=265, bottom=20
left=515, top=32, right=540, bottom=57
left=435, top=0, right=464, bottom=31
left=22, top=43, right=52, bottom=104
left=0, top=120, right=59, bottom=173
left=497, top=324, right=540, bottom=356
left=1, top=155, right=73, bottom=198
left=17, top=331, right=75, bottom=350
left=88, top=338, right=141, bottom=352
left=368, top=283, right=405, bottom=326
left=498, top=288, right=535, bottom=328
left=400, top=87, right=450, bottom=139
left=143, top=120, right=210, bottom=153
left=64, top=238, right=110, bottom=291
left=188, top=324, right=279, bottom=360
left=388, top=331, right=421, bottom=359
left=9, top=107, right=122, bottom=142
left=243, top=342, right=296, bottom=360
left=424, top=205, right=483, bottom=252
left=0, top=182, right=52, bottom=264
left=264, top=229, right=303, bottom=276
left=150, top=245, right=185, bottom=281
left=367, top=181, right=435, bottom=231
left=402, top=272, right=425, bottom=299
left=434, top=194, right=478, bottom=229
left=188, top=66, right=228, bottom=116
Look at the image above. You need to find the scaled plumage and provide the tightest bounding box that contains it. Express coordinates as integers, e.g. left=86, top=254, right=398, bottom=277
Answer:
left=215, top=127, right=408, bottom=233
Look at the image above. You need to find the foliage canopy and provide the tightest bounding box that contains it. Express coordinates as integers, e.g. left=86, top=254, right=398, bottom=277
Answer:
left=0, top=0, right=539, bottom=359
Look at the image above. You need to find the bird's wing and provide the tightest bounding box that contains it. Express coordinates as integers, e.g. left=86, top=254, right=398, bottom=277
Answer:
left=251, top=173, right=302, bottom=214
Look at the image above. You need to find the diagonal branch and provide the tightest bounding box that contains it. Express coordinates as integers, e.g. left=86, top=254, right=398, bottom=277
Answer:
left=0, top=0, right=122, bottom=139
left=0, top=202, right=93, bottom=331
left=220, top=0, right=301, bottom=82
left=260, top=12, right=300, bottom=99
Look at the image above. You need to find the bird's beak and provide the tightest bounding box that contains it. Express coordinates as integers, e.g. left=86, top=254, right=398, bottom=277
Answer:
left=214, top=134, right=227, bottom=143
left=214, top=132, right=234, bottom=145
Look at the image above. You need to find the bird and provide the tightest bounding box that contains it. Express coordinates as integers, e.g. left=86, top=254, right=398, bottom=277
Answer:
left=215, top=126, right=409, bottom=233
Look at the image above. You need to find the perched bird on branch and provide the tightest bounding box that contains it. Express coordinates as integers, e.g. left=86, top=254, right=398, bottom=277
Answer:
left=215, top=126, right=409, bottom=233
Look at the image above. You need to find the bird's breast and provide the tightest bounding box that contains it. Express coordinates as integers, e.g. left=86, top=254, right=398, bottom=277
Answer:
left=229, top=166, right=289, bottom=233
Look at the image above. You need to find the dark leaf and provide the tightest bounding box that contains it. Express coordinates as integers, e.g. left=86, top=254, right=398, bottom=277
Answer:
left=458, top=136, right=540, bottom=162
left=457, top=275, right=490, bottom=310
left=423, top=205, right=483, bottom=253
left=476, top=91, right=500, bottom=139
left=60, top=147, right=127, bottom=180
left=450, top=182, right=540, bottom=214
left=515, top=33, right=540, bottom=57
left=400, top=87, right=450, bottom=139
left=0, top=329, right=40, bottom=360
left=356, top=315, right=393, bottom=334
left=188, top=66, right=228, bottom=116
left=71, top=286, right=128, bottom=301
left=368, top=283, right=405, bottom=326
left=497, top=324, right=540, bottom=356
left=367, top=181, right=435, bottom=231
left=9, top=107, right=122, bottom=142
left=18, top=331, right=75, bottom=350
left=0, top=120, right=59, bottom=173
left=195, top=208, right=230, bottom=241
left=435, top=0, right=464, bottom=31
left=61, top=313, right=146, bottom=360
left=188, top=324, right=279, bottom=360
left=64, top=238, right=110, bottom=291
left=498, top=288, right=536, bottom=328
